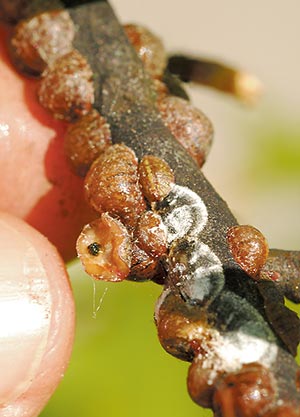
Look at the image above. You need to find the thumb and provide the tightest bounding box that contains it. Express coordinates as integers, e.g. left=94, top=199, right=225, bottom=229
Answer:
left=0, top=212, right=75, bottom=417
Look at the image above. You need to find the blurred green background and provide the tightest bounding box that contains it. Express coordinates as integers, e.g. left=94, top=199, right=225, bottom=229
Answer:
left=41, top=262, right=212, bottom=417
left=41, top=1, right=300, bottom=416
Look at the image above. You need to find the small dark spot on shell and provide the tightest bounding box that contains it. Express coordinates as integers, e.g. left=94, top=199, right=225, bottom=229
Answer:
left=88, top=242, right=101, bottom=256
left=76, top=213, right=132, bottom=282
left=213, top=363, right=275, bottom=417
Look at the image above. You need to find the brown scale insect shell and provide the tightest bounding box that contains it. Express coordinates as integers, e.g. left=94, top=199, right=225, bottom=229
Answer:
left=38, top=49, right=94, bottom=121
left=64, top=109, right=112, bottom=177
left=213, top=363, right=276, bottom=417
left=263, top=405, right=300, bottom=417
left=158, top=96, right=213, bottom=168
left=76, top=213, right=132, bottom=282
left=138, top=155, right=174, bottom=203
left=227, top=225, right=269, bottom=278
left=127, top=243, right=165, bottom=282
left=156, top=290, right=211, bottom=362
left=135, top=210, right=167, bottom=259
left=123, top=23, right=167, bottom=79
left=10, top=10, right=75, bottom=75
left=84, top=143, right=146, bottom=229
left=157, top=310, right=196, bottom=361
left=187, top=358, right=222, bottom=409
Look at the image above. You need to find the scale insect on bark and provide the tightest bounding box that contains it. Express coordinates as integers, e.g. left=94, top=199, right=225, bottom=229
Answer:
left=1, top=0, right=299, bottom=416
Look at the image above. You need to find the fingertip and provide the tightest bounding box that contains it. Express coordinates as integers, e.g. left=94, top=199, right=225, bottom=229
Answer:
left=0, top=213, right=75, bottom=417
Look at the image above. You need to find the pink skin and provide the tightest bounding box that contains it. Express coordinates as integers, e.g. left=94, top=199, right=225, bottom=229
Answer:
left=0, top=212, right=75, bottom=417
left=0, top=24, right=78, bottom=416
left=0, top=25, right=95, bottom=261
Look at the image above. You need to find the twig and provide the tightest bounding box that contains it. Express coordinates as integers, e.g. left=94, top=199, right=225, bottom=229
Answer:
left=59, top=2, right=300, bottom=413
left=167, top=54, right=263, bottom=104
left=2, top=0, right=299, bottom=415
left=260, top=249, right=300, bottom=303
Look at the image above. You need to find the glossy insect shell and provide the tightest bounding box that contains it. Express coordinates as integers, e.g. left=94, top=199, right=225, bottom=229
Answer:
left=64, top=109, right=112, bottom=177
left=158, top=96, right=213, bottom=168
left=138, top=155, right=174, bottom=203
left=213, top=363, right=276, bottom=417
left=38, top=49, right=94, bottom=121
left=84, top=143, right=146, bottom=228
left=124, top=23, right=167, bottom=79
left=10, top=10, right=75, bottom=75
left=76, top=213, right=132, bottom=282
left=227, top=225, right=269, bottom=277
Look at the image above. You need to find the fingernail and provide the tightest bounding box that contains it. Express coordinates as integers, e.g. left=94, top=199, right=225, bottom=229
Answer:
left=0, top=217, right=51, bottom=405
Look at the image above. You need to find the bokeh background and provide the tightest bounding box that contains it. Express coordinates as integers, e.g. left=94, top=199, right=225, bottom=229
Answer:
left=41, top=1, right=300, bottom=416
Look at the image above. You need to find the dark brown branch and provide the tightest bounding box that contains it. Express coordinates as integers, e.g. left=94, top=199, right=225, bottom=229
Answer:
left=167, top=54, right=263, bottom=104
left=260, top=249, right=300, bottom=304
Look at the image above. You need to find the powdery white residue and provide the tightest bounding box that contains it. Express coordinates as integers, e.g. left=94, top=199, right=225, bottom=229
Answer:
left=159, top=184, right=208, bottom=244
left=191, top=241, right=222, bottom=269
left=156, top=185, right=279, bottom=377
left=214, top=331, right=278, bottom=372
left=190, top=266, right=224, bottom=303
left=187, top=324, right=278, bottom=379
left=164, top=205, right=194, bottom=244
left=169, top=239, right=225, bottom=304
left=192, top=242, right=224, bottom=297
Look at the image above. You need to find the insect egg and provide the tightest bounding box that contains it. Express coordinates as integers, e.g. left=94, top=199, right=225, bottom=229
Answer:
left=128, top=243, right=163, bottom=282
left=187, top=359, right=218, bottom=408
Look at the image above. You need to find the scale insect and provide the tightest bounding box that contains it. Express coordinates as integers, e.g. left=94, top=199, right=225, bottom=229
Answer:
left=1, top=0, right=299, bottom=416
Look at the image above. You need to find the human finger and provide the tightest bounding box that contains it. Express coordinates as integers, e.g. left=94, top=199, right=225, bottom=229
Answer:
left=0, top=212, right=75, bottom=417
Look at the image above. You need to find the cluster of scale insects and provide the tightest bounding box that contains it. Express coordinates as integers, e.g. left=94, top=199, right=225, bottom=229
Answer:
left=3, top=5, right=300, bottom=417
left=8, top=9, right=217, bottom=283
